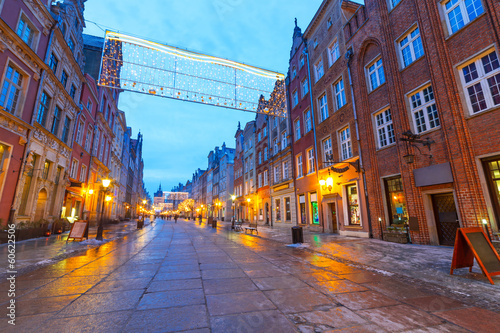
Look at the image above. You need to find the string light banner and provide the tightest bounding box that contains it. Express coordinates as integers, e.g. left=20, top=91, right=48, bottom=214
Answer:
left=98, top=31, right=287, bottom=117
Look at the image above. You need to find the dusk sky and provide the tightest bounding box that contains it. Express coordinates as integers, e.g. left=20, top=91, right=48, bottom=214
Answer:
left=82, top=0, right=363, bottom=196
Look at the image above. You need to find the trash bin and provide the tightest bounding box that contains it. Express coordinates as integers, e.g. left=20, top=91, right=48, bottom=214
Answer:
left=137, top=218, right=144, bottom=229
left=291, top=226, right=303, bottom=244
left=212, top=219, right=217, bottom=228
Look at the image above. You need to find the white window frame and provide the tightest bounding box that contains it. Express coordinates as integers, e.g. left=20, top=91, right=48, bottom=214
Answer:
left=79, top=164, right=87, bottom=182
left=258, top=173, right=262, bottom=188
left=314, top=58, right=324, bottom=82
left=366, top=56, right=386, bottom=92
left=334, top=78, right=346, bottom=110
left=374, top=108, right=395, bottom=148
left=306, top=147, right=315, bottom=174
left=292, top=90, right=299, bottom=108
left=299, top=55, right=305, bottom=69
left=296, top=154, right=303, bottom=178
left=294, top=118, right=301, bottom=141
left=75, top=119, right=84, bottom=145
left=281, top=130, right=287, bottom=148
left=263, top=170, right=268, bottom=186
left=0, top=62, right=26, bottom=116
left=282, top=161, right=289, bottom=180
left=85, top=126, right=93, bottom=152
left=443, top=0, right=484, bottom=35
left=318, top=94, right=328, bottom=122
left=398, top=26, right=424, bottom=69
left=273, top=138, right=279, bottom=155
left=16, top=13, right=38, bottom=49
left=70, top=158, right=78, bottom=179
left=328, top=39, right=340, bottom=67
left=388, top=0, right=402, bottom=10
left=458, top=49, right=500, bottom=115
left=339, top=126, right=353, bottom=161
left=292, top=66, right=297, bottom=80
left=322, top=137, right=333, bottom=167
left=409, top=84, right=440, bottom=133
left=304, top=109, right=312, bottom=133
left=301, top=78, right=309, bottom=96
left=274, top=165, right=280, bottom=183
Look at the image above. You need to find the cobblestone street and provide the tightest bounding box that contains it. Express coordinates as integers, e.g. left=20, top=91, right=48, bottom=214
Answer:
left=2, top=219, right=500, bottom=332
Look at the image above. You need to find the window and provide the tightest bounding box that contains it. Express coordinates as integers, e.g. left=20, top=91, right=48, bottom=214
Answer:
left=334, top=79, right=347, bottom=109
left=51, top=105, right=61, bottom=135
left=0, top=144, right=11, bottom=190
left=85, top=126, right=93, bottom=152
left=318, top=94, right=328, bottom=122
left=307, top=148, right=315, bottom=174
left=346, top=184, right=360, bottom=225
left=294, top=118, right=301, bottom=141
left=283, top=161, right=289, bottom=180
left=61, top=70, right=68, bottom=88
left=49, top=53, right=58, bottom=73
left=285, top=197, right=291, bottom=221
left=37, top=91, right=51, bottom=127
left=389, top=0, right=401, bottom=10
left=314, top=58, right=324, bottom=82
left=313, top=38, right=318, bottom=49
left=409, top=85, right=440, bottom=133
left=258, top=131, right=261, bottom=142
left=274, top=165, right=280, bottom=183
left=87, top=99, right=93, bottom=112
left=304, top=109, right=312, bottom=133
left=0, top=64, right=23, bottom=114
left=328, top=39, right=340, bottom=66
left=299, top=55, right=305, bottom=69
left=245, top=181, right=248, bottom=195
left=273, top=138, right=279, bottom=154
left=263, top=170, right=268, bottom=186
left=275, top=198, right=281, bottom=221
left=460, top=50, right=500, bottom=114
left=263, top=126, right=267, bottom=137
left=327, top=17, right=333, bottom=29
left=301, top=78, right=309, bottom=96
left=70, top=84, right=76, bottom=100
left=281, top=131, right=287, bottom=148
left=340, top=127, right=353, bottom=160
left=99, top=136, right=105, bottom=160
left=62, top=116, right=71, bottom=143
left=75, top=120, right=84, bottom=145
left=70, top=159, right=78, bottom=179
left=42, top=160, right=50, bottom=180
left=79, top=164, right=87, bottom=182
left=292, top=66, right=297, bottom=79
left=384, top=176, right=408, bottom=224
left=444, top=0, right=483, bottom=34
left=323, top=137, right=333, bottom=166
left=296, top=154, right=303, bottom=178
left=373, top=109, right=395, bottom=150
left=264, top=147, right=268, bottom=161
left=367, top=57, right=386, bottom=91
left=399, top=27, right=424, bottom=68
left=258, top=151, right=262, bottom=165
left=16, top=16, right=35, bottom=48
left=68, top=37, right=75, bottom=53
left=258, top=173, right=262, bottom=188
left=60, top=23, right=67, bottom=37
left=292, top=90, right=299, bottom=108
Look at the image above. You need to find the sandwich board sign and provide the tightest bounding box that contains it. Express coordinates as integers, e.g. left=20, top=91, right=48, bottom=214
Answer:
left=67, top=220, right=89, bottom=242
left=450, top=227, right=500, bottom=285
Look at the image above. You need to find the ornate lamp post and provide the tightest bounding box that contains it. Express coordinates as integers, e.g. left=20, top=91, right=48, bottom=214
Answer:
left=96, top=178, right=111, bottom=241
left=231, top=195, right=236, bottom=221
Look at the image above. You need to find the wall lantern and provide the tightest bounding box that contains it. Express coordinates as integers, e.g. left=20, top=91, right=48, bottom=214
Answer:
left=400, top=131, right=434, bottom=164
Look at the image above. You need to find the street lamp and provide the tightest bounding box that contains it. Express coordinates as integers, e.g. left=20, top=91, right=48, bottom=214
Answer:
left=96, top=178, right=111, bottom=241
left=231, top=195, right=236, bottom=222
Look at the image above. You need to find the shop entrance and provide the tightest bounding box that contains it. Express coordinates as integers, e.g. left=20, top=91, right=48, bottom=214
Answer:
left=328, top=203, right=338, bottom=233
left=431, top=193, right=459, bottom=246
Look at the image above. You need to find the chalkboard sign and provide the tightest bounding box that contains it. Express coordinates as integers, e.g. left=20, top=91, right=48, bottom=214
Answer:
left=67, top=220, right=89, bottom=241
left=450, top=227, right=500, bottom=285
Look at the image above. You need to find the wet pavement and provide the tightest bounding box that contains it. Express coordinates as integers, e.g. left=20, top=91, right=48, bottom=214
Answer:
left=1, top=218, right=500, bottom=332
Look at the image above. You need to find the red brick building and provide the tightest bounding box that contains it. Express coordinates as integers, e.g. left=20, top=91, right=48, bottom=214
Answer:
left=255, top=106, right=271, bottom=225
left=344, top=0, right=500, bottom=245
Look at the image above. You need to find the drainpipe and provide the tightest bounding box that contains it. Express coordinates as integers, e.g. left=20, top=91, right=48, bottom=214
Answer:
left=286, top=75, right=300, bottom=227
left=345, top=48, right=373, bottom=238
left=304, top=40, right=324, bottom=233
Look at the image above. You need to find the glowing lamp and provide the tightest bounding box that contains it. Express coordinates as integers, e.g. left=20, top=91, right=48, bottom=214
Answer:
left=319, top=178, right=326, bottom=187
left=102, top=179, right=111, bottom=188
left=89, top=189, right=94, bottom=194
left=105, top=195, right=112, bottom=202
left=231, top=195, right=236, bottom=201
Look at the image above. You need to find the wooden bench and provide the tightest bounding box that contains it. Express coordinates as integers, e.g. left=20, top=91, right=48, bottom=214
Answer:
left=233, top=220, right=244, bottom=232
left=245, top=222, right=258, bottom=235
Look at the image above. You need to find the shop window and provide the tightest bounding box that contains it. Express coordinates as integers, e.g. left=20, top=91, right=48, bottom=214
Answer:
left=346, top=184, right=360, bottom=225
left=483, top=157, right=500, bottom=229
left=275, top=198, right=281, bottom=221
left=384, top=176, right=408, bottom=225
left=311, top=193, right=319, bottom=224
left=285, top=197, right=291, bottom=221
left=299, top=195, right=306, bottom=224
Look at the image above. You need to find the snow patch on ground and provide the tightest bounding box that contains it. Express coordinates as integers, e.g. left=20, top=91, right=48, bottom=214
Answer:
left=35, top=259, right=55, bottom=266
left=286, top=243, right=310, bottom=248
left=363, top=266, right=394, bottom=276
left=79, top=239, right=107, bottom=245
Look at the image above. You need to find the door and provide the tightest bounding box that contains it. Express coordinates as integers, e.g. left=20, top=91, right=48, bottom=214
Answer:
left=431, top=193, right=459, bottom=246
left=329, top=203, right=338, bottom=233
left=265, top=203, right=269, bottom=224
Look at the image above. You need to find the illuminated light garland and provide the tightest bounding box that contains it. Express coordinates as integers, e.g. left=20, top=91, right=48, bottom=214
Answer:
left=98, top=31, right=287, bottom=117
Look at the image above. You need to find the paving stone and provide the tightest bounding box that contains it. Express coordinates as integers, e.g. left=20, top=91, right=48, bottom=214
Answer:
left=252, top=275, right=309, bottom=290
left=297, top=271, right=341, bottom=282
left=264, top=287, right=333, bottom=314
left=434, top=307, right=500, bottom=333
left=290, top=306, right=366, bottom=330
left=310, top=279, right=369, bottom=295
left=363, top=280, right=432, bottom=300
left=357, top=304, right=445, bottom=331
left=212, top=310, right=297, bottom=333
left=333, top=290, right=400, bottom=310
left=87, top=278, right=151, bottom=293
left=404, top=295, right=465, bottom=312
left=124, top=305, right=208, bottom=332
left=153, top=270, right=201, bottom=281
left=322, top=324, right=387, bottom=332
left=4, top=313, right=53, bottom=333
left=21, top=283, right=94, bottom=298
left=56, top=290, right=144, bottom=317
left=199, top=262, right=239, bottom=270
left=244, top=267, right=288, bottom=278
left=16, top=294, right=81, bottom=317
left=338, top=271, right=387, bottom=284
left=402, top=323, right=471, bottom=333
left=201, top=268, right=247, bottom=280
left=147, top=278, right=203, bottom=292
left=203, top=277, right=258, bottom=295
left=206, top=291, right=276, bottom=316
left=157, top=264, right=198, bottom=273
left=40, top=310, right=132, bottom=333
left=137, top=289, right=205, bottom=310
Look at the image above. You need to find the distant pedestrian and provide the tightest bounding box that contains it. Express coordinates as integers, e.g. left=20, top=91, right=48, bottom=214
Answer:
left=174, top=214, right=179, bottom=223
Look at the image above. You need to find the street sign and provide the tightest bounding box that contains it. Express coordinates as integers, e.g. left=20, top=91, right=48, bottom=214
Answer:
left=67, top=220, right=89, bottom=242
left=450, top=227, right=500, bottom=285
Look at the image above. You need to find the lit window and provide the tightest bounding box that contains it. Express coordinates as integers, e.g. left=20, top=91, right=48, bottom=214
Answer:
left=443, top=0, right=483, bottom=34
left=399, top=27, right=424, bottom=68
left=367, top=57, right=386, bottom=91
left=334, top=79, right=346, bottom=109
left=340, top=127, right=353, bottom=161
left=374, top=108, right=395, bottom=148
left=0, top=65, right=23, bottom=114
left=459, top=50, right=500, bottom=114
left=409, top=85, right=440, bottom=133
left=318, top=94, right=328, bottom=122
left=263, top=170, right=268, bottom=186
left=42, top=160, right=51, bottom=180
